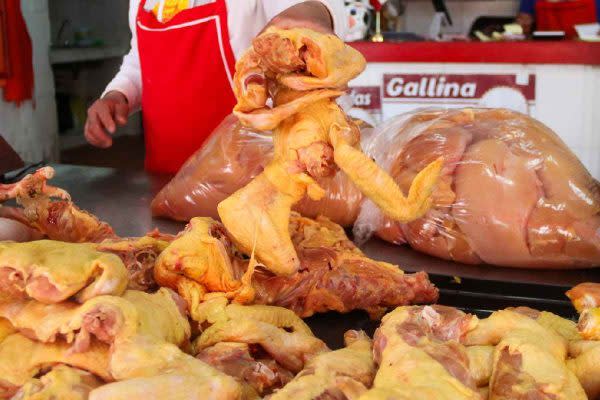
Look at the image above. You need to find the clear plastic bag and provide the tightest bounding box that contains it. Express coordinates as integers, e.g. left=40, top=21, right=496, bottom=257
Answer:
left=151, top=114, right=366, bottom=227
left=354, top=108, right=600, bottom=268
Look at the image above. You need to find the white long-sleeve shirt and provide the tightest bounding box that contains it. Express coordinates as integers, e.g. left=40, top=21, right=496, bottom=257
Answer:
left=104, top=0, right=347, bottom=113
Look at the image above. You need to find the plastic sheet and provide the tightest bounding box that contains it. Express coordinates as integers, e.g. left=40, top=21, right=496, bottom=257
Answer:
left=151, top=114, right=366, bottom=227
left=354, top=108, right=600, bottom=268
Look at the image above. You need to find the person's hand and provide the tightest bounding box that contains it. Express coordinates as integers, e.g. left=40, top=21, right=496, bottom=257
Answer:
left=84, top=91, right=129, bottom=148
left=264, top=1, right=334, bottom=34
left=516, top=12, right=534, bottom=36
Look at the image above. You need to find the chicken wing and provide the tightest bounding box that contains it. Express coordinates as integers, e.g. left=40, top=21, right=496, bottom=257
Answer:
left=0, top=240, right=128, bottom=304
left=0, top=167, right=115, bottom=243
left=0, top=333, right=110, bottom=398
left=360, top=305, right=482, bottom=400
left=269, top=330, right=375, bottom=400
left=222, top=27, right=441, bottom=275
left=0, top=288, right=190, bottom=352
left=11, top=365, right=103, bottom=400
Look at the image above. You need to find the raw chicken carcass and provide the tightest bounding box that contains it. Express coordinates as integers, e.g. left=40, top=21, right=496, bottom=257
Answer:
left=0, top=167, right=116, bottom=243
left=0, top=288, right=190, bottom=352
left=0, top=333, right=110, bottom=398
left=0, top=240, right=128, bottom=304
left=268, top=330, right=375, bottom=400
left=567, top=341, right=600, bottom=400
left=220, top=27, right=442, bottom=275
left=150, top=114, right=367, bottom=227
left=193, top=298, right=320, bottom=396
left=464, top=309, right=587, bottom=400
left=250, top=214, right=439, bottom=317
left=11, top=365, right=103, bottom=400
left=356, top=108, right=600, bottom=268
left=359, top=305, right=482, bottom=400
left=104, top=334, right=242, bottom=400
left=154, top=214, right=438, bottom=318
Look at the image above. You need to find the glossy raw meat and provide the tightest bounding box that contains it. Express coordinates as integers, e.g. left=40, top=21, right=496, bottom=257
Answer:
left=150, top=114, right=366, bottom=227
left=221, top=27, right=441, bottom=275
left=357, top=108, right=600, bottom=268
left=250, top=214, right=439, bottom=317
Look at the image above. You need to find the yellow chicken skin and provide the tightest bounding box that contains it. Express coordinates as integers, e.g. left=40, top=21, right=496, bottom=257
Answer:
left=11, top=365, right=103, bottom=400
left=221, top=27, right=442, bottom=275
left=466, top=346, right=495, bottom=388
left=0, top=333, right=110, bottom=398
left=193, top=298, right=329, bottom=397
left=567, top=341, right=600, bottom=400
left=106, top=334, right=242, bottom=400
left=0, top=317, right=14, bottom=343
left=0, top=288, right=190, bottom=353
left=0, top=240, right=128, bottom=304
left=195, top=317, right=328, bottom=373
left=89, top=373, right=240, bottom=400
left=360, top=305, right=482, bottom=400
left=154, top=218, right=257, bottom=319
left=465, top=309, right=586, bottom=400
left=269, top=330, right=375, bottom=400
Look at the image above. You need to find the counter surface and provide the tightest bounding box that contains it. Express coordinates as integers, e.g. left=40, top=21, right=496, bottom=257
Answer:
left=48, top=164, right=599, bottom=325
left=350, top=41, right=600, bottom=65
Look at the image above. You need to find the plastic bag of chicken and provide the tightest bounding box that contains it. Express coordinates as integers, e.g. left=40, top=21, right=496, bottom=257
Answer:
left=354, top=108, right=600, bottom=268
left=151, top=114, right=366, bottom=227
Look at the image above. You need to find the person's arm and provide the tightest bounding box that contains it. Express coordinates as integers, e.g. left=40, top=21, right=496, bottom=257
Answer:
left=85, top=0, right=142, bottom=148
left=262, top=0, right=347, bottom=38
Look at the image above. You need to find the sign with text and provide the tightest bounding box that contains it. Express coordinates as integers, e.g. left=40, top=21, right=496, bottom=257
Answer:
left=382, top=73, right=536, bottom=115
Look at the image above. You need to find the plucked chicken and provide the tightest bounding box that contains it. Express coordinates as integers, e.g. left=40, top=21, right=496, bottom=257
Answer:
left=0, top=288, right=190, bottom=352
left=464, top=309, right=586, bottom=399
left=360, top=305, right=482, bottom=400
left=356, top=108, right=600, bottom=268
left=268, top=330, right=375, bottom=400
left=0, top=240, right=128, bottom=303
left=154, top=214, right=438, bottom=319
left=219, top=27, right=442, bottom=275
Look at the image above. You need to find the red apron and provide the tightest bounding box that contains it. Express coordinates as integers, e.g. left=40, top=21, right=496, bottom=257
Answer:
left=137, top=0, right=237, bottom=173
